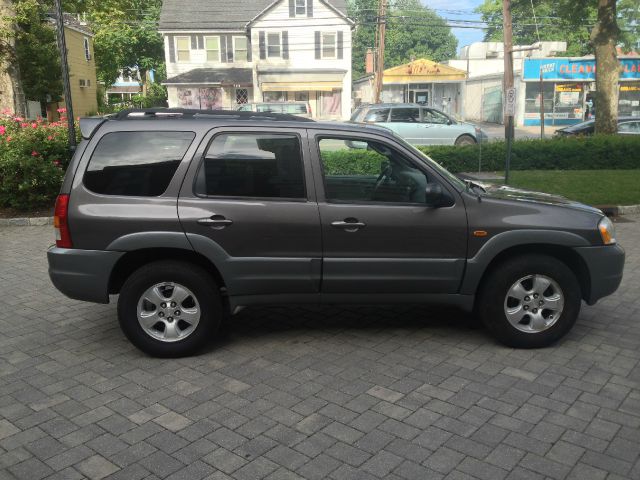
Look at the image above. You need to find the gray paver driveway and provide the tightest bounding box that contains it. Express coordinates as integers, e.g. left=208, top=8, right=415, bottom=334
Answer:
left=0, top=218, right=639, bottom=480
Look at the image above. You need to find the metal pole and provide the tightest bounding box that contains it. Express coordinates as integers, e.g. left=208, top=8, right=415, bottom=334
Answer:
left=503, top=0, right=514, bottom=184
left=54, top=0, right=76, bottom=149
left=540, top=70, right=545, bottom=139
left=374, top=0, right=387, bottom=104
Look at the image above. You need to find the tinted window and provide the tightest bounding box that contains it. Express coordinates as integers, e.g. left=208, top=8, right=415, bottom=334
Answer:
left=195, top=133, right=305, bottom=199
left=284, top=104, right=308, bottom=114
left=350, top=107, right=366, bottom=122
left=84, top=131, right=194, bottom=196
left=318, top=137, right=430, bottom=204
left=422, top=109, right=450, bottom=124
left=619, top=121, right=640, bottom=133
left=256, top=104, right=283, bottom=113
left=390, top=108, right=420, bottom=123
left=363, top=108, right=390, bottom=123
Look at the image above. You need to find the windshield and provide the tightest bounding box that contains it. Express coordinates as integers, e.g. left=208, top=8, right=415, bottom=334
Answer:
left=392, top=133, right=466, bottom=190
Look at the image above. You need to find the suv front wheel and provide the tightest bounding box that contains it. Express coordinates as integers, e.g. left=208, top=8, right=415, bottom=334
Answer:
left=117, top=260, right=222, bottom=357
left=477, top=254, right=581, bottom=348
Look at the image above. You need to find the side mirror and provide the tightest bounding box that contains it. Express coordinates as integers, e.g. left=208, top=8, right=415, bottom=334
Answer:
left=424, top=183, right=444, bottom=207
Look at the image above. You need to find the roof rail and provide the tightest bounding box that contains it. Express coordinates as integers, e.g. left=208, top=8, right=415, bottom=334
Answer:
left=112, top=108, right=315, bottom=122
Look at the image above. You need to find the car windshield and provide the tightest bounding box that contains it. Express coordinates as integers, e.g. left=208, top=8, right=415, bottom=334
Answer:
left=391, top=133, right=466, bottom=191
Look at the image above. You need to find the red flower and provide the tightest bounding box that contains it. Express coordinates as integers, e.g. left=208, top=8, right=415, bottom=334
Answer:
left=31, top=150, right=39, bottom=156
left=0, top=125, right=5, bottom=135
left=52, top=160, right=60, bottom=166
left=31, top=122, right=38, bottom=129
left=56, top=107, right=67, bottom=114
left=20, top=122, right=28, bottom=128
left=47, top=135, right=53, bottom=141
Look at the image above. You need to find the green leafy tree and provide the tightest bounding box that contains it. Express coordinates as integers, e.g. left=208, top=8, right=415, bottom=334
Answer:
left=349, top=0, right=458, bottom=79
left=65, top=0, right=164, bottom=92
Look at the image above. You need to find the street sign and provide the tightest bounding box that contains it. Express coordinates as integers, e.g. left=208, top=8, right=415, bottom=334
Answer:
left=505, top=87, right=516, bottom=116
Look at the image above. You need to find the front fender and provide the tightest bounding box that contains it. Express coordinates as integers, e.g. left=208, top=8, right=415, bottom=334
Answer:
left=460, top=229, right=591, bottom=295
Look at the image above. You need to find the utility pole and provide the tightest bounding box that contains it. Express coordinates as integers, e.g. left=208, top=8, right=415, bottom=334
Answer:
left=374, top=0, right=387, bottom=104
left=539, top=70, right=545, bottom=139
left=54, top=0, right=77, bottom=149
left=502, top=0, right=514, bottom=184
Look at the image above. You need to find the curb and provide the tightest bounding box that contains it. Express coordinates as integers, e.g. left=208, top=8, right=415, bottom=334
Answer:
left=2, top=204, right=640, bottom=227
left=0, top=217, right=54, bottom=226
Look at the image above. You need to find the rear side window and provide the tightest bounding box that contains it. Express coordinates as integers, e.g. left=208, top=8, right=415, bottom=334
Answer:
left=390, top=108, right=420, bottom=122
left=84, top=131, right=194, bottom=196
left=363, top=108, right=390, bottom=123
left=195, top=133, right=305, bottom=199
left=284, top=104, right=308, bottom=114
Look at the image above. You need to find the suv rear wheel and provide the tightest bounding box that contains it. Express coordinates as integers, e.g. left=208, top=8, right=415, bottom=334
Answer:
left=117, top=260, right=221, bottom=357
left=455, top=134, right=477, bottom=146
left=477, top=254, right=581, bottom=348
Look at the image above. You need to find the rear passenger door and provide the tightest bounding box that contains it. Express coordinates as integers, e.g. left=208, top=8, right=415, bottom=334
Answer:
left=387, top=107, right=423, bottom=144
left=178, top=127, right=323, bottom=296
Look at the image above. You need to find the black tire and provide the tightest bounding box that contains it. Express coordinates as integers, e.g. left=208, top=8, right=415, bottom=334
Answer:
left=117, top=260, right=222, bottom=357
left=476, top=254, right=581, bottom=348
left=455, top=134, right=477, bottom=146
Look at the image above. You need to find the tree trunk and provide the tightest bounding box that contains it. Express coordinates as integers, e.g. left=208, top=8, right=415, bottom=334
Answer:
left=591, top=0, right=620, bottom=134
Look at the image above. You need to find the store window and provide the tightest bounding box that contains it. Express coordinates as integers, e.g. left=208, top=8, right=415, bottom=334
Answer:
left=294, top=92, right=309, bottom=102
left=177, top=88, right=223, bottom=110
left=320, top=90, right=341, bottom=117
left=524, top=82, right=584, bottom=125
left=619, top=82, right=640, bottom=117
left=235, top=88, right=249, bottom=105
left=263, top=91, right=286, bottom=102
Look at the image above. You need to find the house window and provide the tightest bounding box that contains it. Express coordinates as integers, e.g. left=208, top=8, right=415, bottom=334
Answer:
left=267, top=32, right=281, bottom=58
left=79, top=79, right=87, bottom=88
left=205, top=37, right=220, bottom=62
left=321, top=32, right=337, bottom=59
left=233, top=37, right=247, bottom=62
left=295, top=0, right=306, bottom=15
left=176, top=37, right=190, bottom=62
left=83, top=37, right=91, bottom=61
left=235, top=88, right=249, bottom=104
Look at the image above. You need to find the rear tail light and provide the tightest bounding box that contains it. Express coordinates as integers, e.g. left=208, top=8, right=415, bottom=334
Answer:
left=54, top=194, right=72, bottom=248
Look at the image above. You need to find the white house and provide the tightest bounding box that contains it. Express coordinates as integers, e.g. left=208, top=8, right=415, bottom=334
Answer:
left=159, top=0, right=353, bottom=120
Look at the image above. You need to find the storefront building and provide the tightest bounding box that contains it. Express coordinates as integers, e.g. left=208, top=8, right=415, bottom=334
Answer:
left=353, top=59, right=467, bottom=116
left=522, top=57, right=640, bottom=126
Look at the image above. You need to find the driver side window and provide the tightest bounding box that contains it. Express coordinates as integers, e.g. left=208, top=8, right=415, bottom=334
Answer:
left=318, top=137, right=430, bottom=204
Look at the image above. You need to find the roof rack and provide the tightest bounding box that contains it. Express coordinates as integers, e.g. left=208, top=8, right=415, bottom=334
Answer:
left=112, top=108, right=315, bottom=122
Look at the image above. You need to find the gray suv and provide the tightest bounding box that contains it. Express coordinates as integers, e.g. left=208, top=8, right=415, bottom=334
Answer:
left=48, top=108, right=625, bottom=357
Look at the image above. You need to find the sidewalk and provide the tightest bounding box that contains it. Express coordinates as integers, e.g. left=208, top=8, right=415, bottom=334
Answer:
left=476, top=121, right=564, bottom=140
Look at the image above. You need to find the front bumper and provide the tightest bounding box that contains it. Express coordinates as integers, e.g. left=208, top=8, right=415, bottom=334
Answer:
left=47, top=247, right=124, bottom=304
left=573, top=244, right=625, bottom=305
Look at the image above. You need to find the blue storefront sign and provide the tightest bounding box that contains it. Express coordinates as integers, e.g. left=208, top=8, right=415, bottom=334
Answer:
left=524, top=57, right=640, bottom=81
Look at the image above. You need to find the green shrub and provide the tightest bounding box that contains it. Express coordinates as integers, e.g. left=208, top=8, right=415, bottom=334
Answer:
left=0, top=111, right=73, bottom=210
left=418, top=135, right=640, bottom=173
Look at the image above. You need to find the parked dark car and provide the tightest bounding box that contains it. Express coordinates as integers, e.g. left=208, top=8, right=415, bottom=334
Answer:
left=554, top=116, right=640, bottom=136
left=48, top=108, right=624, bottom=357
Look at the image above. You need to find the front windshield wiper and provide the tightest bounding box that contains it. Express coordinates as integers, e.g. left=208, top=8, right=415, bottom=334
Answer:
left=464, top=179, right=487, bottom=193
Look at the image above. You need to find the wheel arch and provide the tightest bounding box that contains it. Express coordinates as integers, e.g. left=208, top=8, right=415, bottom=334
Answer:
left=455, top=133, right=477, bottom=145
left=109, top=248, right=227, bottom=297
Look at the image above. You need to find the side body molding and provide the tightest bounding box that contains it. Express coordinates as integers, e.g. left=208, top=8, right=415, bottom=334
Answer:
left=106, top=231, right=193, bottom=251
left=460, top=229, right=591, bottom=295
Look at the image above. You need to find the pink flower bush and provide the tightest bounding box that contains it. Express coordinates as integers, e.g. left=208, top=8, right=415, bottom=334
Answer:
left=0, top=125, right=5, bottom=135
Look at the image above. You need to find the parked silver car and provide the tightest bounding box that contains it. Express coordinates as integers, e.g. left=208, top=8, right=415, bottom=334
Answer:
left=237, top=101, right=312, bottom=118
left=351, top=104, right=487, bottom=146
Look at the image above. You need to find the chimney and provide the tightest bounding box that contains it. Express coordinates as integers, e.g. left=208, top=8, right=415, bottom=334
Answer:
left=365, top=48, right=374, bottom=74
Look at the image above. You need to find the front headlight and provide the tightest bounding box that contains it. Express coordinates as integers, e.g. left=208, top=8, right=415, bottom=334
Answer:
left=598, top=216, right=616, bottom=245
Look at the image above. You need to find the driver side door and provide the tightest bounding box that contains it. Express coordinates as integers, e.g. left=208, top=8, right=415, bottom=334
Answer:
left=311, top=131, right=468, bottom=295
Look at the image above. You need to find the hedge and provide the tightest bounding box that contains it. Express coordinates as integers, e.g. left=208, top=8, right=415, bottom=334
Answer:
left=416, top=134, right=640, bottom=173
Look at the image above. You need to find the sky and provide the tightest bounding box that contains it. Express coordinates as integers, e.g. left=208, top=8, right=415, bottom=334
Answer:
left=422, top=0, right=486, bottom=54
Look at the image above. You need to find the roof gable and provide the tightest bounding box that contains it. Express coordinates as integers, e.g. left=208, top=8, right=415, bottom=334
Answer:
left=159, top=0, right=349, bottom=31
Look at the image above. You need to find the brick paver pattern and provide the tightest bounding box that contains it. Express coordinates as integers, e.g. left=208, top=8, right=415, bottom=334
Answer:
left=0, top=218, right=639, bottom=480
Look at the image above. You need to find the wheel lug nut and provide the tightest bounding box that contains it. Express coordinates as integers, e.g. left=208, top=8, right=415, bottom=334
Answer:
left=533, top=294, right=538, bottom=298
left=158, top=312, right=165, bottom=317
left=174, top=310, right=180, bottom=316
left=533, top=308, right=538, bottom=313
left=524, top=305, right=529, bottom=310
left=161, top=303, right=166, bottom=308
left=539, top=300, right=544, bottom=306
left=167, top=317, right=173, bottom=322
left=524, top=296, right=530, bottom=301
left=171, top=302, right=176, bottom=307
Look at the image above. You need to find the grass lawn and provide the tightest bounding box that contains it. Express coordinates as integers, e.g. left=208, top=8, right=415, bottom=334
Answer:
left=497, top=170, right=640, bottom=206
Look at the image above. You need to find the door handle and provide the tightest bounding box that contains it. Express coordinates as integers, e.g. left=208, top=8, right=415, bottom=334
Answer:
left=197, top=215, right=233, bottom=229
left=331, top=218, right=366, bottom=232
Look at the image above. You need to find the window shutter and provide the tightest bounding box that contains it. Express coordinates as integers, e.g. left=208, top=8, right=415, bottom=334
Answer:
left=314, top=31, right=320, bottom=59
left=307, top=0, right=313, bottom=17
left=259, top=31, right=266, bottom=59
left=220, top=36, right=227, bottom=62
left=191, top=35, right=197, bottom=49
left=289, top=0, right=295, bottom=17
left=198, top=35, right=204, bottom=49
left=247, top=35, right=252, bottom=61
left=337, top=31, right=343, bottom=59
left=168, top=35, right=176, bottom=63
left=227, top=35, right=233, bottom=62
left=282, top=31, right=289, bottom=60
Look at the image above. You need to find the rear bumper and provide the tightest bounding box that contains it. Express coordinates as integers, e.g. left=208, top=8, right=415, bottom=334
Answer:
left=573, top=244, right=625, bottom=305
left=47, top=247, right=123, bottom=304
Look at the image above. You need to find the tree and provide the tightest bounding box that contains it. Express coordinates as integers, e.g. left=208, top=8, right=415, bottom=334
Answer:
left=13, top=0, right=62, bottom=107
left=65, top=0, right=164, bottom=92
left=349, top=0, right=458, bottom=79
left=591, top=0, right=620, bottom=134
left=477, top=0, right=596, bottom=55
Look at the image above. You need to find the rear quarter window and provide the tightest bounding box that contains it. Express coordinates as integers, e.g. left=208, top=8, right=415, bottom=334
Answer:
left=83, top=131, right=195, bottom=196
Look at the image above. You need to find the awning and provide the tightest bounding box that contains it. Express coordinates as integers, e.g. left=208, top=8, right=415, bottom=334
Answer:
left=261, top=82, right=342, bottom=92
left=163, top=68, right=253, bottom=86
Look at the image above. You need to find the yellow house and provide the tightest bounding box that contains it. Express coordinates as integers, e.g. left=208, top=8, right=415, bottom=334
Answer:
left=353, top=58, right=468, bottom=117
left=50, top=14, right=98, bottom=118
